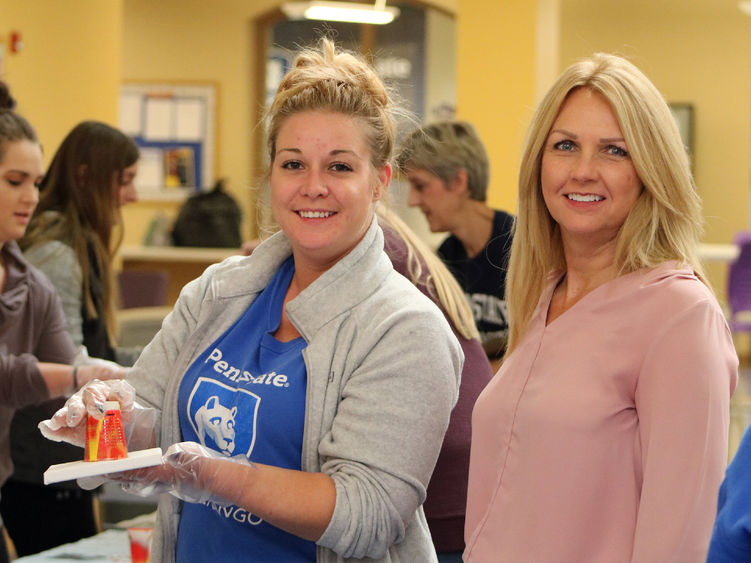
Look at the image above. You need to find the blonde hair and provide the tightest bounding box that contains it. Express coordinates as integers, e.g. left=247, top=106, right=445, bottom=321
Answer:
left=377, top=202, right=479, bottom=340
left=396, top=120, right=490, bottom=201
left=506, top=53, right=704, bottom=355
left=266, top=37, right=398, bottom=171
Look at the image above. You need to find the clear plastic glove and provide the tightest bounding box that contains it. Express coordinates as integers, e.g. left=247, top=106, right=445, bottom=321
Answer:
left=38, top=379, right=139, bottom=447
left=108, top=441, right=256, bottom=506
left=74, top=364, right=129, bottom=389
left=73, top=346, right=129, bottom=387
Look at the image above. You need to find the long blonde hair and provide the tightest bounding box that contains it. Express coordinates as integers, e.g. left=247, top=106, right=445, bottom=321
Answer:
left=506, top=53, right=704, bottom=355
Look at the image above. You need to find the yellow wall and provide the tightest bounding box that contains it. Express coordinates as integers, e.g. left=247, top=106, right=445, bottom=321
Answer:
left=0, top=0, right=121, bottom=166
left=456, top=0, right=538, bottom=214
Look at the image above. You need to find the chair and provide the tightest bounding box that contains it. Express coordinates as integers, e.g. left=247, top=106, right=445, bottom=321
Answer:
left=727, top=232, right=751, bottom=333
left=116, top=269, right=170, bottom=348
left=117, top=269, right=169, bottom=309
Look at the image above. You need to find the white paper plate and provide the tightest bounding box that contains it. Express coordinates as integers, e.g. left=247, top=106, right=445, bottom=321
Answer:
left=43, top=447, right=163, bottom=485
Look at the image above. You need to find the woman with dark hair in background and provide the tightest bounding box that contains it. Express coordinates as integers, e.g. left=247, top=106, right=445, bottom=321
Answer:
left=21, top=120, right=139, bottom=361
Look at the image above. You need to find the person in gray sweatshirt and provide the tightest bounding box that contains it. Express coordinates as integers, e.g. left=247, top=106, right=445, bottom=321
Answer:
left=42, top=38, right=463, bottom=563
left=0, top=82, right=126, bottom=562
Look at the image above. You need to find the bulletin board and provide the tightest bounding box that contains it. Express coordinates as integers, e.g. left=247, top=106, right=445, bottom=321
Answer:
left=119, top=82, right=217, bottom=198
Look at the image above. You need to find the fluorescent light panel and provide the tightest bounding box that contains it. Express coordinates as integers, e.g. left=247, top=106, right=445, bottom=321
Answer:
left=281, top=2, right=400, bottom=25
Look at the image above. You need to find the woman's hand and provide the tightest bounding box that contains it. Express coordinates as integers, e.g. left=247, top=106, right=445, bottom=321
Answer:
left=74, top=364, right=129, bottom=389
left=38, top=378, right=136, bottom=446
left=72, top=347, right=130, bottom=389
left=106, top=441, right=254, bottom=506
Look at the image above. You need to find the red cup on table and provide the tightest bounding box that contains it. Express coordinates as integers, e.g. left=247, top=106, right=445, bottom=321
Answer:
left=127, top=527, right=153, bottom=563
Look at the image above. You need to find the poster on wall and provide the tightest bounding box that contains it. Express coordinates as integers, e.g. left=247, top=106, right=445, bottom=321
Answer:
left=119, top=83, right=216, bottom=199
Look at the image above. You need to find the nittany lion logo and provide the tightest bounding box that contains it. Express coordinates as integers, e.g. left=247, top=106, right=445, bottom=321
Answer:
left=195, top=396, right=237, bottom=454
left=186, top=377, right=260, bottom=458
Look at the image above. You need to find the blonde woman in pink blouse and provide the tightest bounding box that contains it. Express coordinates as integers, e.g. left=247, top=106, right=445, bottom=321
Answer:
left=464, top=53, right=738, bottom=563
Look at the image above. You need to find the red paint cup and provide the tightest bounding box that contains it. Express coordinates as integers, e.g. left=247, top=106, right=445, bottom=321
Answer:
left=127, top=527, right=153, bottom=563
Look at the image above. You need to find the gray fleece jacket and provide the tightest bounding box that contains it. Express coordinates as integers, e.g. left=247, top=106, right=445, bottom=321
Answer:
left=127, top=218, right=463, bottom=562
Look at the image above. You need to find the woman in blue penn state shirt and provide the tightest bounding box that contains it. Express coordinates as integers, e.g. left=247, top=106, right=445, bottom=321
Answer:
left=42, top=38, right=462, bottom=563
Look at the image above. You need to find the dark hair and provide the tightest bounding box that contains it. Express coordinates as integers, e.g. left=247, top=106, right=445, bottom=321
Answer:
left=31, top=121, right=139, bottom=242
left=21, top=121, right=139, bottom=344
left=0, top=80, right=39, bottom=163
left=0, top=81, right=17, bottom=110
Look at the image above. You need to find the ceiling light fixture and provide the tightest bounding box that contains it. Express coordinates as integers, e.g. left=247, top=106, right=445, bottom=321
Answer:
left=281, top=1, right=400, bottom=25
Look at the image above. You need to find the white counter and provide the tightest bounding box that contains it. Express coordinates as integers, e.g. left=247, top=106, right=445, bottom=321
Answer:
left=119, top=245, right=241, bottom=263
left=14, top=529, right=130, bottom=562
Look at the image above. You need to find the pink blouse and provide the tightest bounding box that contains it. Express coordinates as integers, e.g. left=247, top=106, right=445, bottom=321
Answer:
left=464, top=262, right=738, bottom=563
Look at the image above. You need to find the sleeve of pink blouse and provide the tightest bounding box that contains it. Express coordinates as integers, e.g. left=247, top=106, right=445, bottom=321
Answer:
left=632, top=297, right=738, bottom=562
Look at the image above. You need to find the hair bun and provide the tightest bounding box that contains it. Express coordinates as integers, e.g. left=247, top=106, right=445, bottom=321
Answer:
left=266, top=37, right=407, bottom=169
left=0, top=81, right=17, bottom=111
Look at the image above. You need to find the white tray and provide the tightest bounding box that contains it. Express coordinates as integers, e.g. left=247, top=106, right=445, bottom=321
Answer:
left=43, top=447, right=163, bottom=485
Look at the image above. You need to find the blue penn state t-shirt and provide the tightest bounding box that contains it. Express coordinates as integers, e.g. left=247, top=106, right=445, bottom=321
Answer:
left=175, top=257, right=315, bottom=562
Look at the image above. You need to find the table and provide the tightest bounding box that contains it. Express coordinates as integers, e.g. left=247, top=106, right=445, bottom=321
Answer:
left=14, top=528, right=131, bottom=562
left=15, top=512, right=156, bottom=562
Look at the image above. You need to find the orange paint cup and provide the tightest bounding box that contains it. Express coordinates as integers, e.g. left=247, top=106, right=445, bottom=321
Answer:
left=84, top=400, right=128, bottom=462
